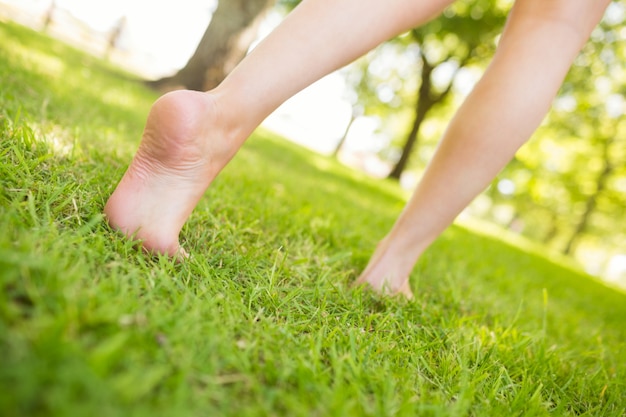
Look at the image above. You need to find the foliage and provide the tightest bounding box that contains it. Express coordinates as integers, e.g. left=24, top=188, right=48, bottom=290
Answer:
left=338, top=0, right=510, bottom=177
left=276, top=0, right=300, bottom=11
left=2, top=20, right=626, bottom=417
left=336, top=0, right=625, bottom=272
left=483, top=2, right=626, bottom=268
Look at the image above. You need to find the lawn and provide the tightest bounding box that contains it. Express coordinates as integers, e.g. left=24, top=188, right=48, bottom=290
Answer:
left=1, top=20, right=625, bottom=417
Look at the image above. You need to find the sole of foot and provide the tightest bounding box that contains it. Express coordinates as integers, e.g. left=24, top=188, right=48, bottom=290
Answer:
left=104, top=90, right=236, bottom=258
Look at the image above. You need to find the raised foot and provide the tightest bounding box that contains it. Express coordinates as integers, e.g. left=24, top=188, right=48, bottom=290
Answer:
left=104, top=90, right=235, bottom=257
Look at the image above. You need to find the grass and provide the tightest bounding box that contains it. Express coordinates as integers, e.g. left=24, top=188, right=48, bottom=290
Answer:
left=1, top=20, right=625, bottom=417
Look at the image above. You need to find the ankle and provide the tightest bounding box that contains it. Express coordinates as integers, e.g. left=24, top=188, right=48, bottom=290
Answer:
left=208, top=86, right=265, bottom=141
left=378, top=231, right=429, bottom=271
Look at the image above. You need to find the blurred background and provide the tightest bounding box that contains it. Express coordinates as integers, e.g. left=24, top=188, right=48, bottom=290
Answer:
left=1, top=0, right=625, bottom=289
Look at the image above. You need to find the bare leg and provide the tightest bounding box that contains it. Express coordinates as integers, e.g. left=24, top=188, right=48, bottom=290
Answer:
left=356, top=0, right=611, bottom=297
left=104, top=0, right=454, bottom=256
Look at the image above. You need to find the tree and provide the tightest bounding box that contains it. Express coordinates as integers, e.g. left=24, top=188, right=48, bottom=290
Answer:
left=482, top=1, right=626, bottom=267
left=556, top=5, right=626, bottom=257
left=386, top=30, right=470, bottom=179
left=386, top=0, right=509, bottom=179
left=563, top=136, right=616, bottom=255
left=332, top=55, right=383, bottom=157
left=151, top=0, right=275, bottom=91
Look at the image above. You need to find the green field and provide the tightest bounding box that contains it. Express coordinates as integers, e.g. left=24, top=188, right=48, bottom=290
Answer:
left=1, top=21, right=625, bottom=416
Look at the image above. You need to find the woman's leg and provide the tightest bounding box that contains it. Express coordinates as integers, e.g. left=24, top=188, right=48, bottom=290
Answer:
left=356, top=0, right=612, bottom=297
left=104, top=0, right=454, bottom=256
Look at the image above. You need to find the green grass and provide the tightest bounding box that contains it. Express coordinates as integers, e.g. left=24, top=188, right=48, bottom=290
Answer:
left=1, top=20, right=625, bottom=417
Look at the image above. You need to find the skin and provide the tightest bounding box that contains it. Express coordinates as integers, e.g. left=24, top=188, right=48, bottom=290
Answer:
left=105, top=0, right=611, bottom=298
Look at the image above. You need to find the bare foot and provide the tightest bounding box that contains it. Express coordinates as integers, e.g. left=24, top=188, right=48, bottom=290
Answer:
left=354, top=237, right=417, bottom=299
left=104, top=90, right=239, bottom=256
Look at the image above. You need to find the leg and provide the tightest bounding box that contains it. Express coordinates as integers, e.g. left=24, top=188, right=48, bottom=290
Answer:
left=356, top=0, right=611, bottom=297
left=104, top=0, right=455, bottom=256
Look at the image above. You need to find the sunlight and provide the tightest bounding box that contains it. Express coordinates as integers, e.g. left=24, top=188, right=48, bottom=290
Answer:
left=32, top=122, right=75, bottom=156
left=55, top=0, right=217, bottom=73
left=263, top=74, right=353, bottom=155
left=1, top=0, right=216, bottom=77
left=1, top=0, right=354, bottom=152
left=10, top=41, right=66, bottom=78
left=101, top=88, right=145, bottom=110
left=606, top=255, right=626, bottom=286
left=606, top=94, right=625, bottom=118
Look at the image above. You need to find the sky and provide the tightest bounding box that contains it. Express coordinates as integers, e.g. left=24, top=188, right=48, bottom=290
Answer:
left=9, top=0, right=227, bottom=76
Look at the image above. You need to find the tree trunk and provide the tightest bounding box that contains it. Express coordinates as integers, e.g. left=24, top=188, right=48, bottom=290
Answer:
left=387, top=56, right=435, bottom=180
left=542, top=212, right=559, bottom=245
left=333, top=113, right=357, bottom=157
left=150, top=0, right=275, bottom=91
left=562, top=158, right=613, bottom=255
left=42, top=1, right=55, bottom=30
